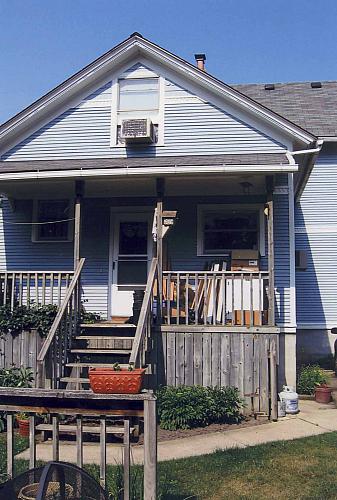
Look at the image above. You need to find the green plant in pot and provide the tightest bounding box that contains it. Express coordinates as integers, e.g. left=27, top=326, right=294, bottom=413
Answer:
left=16, top=412, right=30, bottom=437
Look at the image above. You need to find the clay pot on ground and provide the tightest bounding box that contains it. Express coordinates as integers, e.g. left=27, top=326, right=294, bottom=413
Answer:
left=314, top=384, right=332, bottom=404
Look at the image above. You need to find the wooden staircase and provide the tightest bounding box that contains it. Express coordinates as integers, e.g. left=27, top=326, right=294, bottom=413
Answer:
left=60, top=321, right=137, bottom=389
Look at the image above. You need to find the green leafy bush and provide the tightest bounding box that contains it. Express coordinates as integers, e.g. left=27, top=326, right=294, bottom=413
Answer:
left=297, top=365, right=328, bottom=395
left=0, top=304, right=57, bottom=337
left=157, top=385, right=244, bottom=430
left=0, top=366, right=34, bottom=388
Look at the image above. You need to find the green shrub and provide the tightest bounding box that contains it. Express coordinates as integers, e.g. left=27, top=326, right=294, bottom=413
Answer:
left=0, top=366, right=33, bottom=388
left=297, top=364, right=328, bottom=395
left=157, top=385, right=244, bottom=430
left=0, top=304, right=57, bottom=337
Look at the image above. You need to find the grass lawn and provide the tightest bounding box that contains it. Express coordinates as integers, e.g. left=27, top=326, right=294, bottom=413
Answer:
left=2, top=432, right=337, bottom=499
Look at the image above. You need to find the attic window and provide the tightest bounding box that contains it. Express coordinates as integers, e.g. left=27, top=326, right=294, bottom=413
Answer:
left=118, top=78, right=159, bottom=112
left=112, top=74, right=164, bottom=146
left=264, top=84, right=275, bottom=91
left=311, top=82, right=322, bottom=89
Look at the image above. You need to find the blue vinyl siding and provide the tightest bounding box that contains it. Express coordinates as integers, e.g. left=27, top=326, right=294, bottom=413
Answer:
left=295, top=149, right=337, bottom=326
left=1, top=64, right=285, bottom=161
left=0, top=192, right=291, bottom=325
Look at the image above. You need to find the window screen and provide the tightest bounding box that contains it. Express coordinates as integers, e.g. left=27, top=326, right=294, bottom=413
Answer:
left=118, top=78, right=159, bottom=111
left=35, top=200, right=71, bottom=241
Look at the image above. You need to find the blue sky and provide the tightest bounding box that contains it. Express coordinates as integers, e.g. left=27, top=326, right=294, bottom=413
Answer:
left=1, top=0, right=337, bottom=124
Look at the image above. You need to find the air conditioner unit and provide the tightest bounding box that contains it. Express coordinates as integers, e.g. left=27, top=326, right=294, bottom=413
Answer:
left=120, top=118, right=155, bottom=144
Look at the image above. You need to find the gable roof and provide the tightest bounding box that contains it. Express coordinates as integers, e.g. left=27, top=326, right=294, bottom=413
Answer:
left=0, top=33, right=316, bottom=156
left=233, top=81, right=337, bottom=138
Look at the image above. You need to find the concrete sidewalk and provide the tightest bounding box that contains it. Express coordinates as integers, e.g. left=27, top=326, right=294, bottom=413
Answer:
left=17, top=400, right=337, bottom=465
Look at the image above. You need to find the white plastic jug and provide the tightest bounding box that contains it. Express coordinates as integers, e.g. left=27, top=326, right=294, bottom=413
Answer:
left=279, top=385, right=299, bottom=414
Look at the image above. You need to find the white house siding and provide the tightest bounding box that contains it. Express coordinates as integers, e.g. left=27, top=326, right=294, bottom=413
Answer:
left=295, top=148, right=337, bottom=362
left=1, top=64, right=285, bottom=161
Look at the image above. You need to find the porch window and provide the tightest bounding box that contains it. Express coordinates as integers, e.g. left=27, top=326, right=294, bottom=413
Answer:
left=32, top=200, right=73, bottom=242
left=197, top=205, right=264, bottom=256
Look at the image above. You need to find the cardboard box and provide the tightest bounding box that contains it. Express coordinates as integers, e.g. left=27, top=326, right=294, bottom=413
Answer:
left=231, top=250, right=259, bottom=272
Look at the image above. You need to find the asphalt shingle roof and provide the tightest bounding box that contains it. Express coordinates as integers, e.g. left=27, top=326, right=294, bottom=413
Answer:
left=232, top=81, right=337, bottom=138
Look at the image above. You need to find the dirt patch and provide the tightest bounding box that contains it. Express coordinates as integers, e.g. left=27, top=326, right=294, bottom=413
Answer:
left=136, top=416, right=269, bottom=445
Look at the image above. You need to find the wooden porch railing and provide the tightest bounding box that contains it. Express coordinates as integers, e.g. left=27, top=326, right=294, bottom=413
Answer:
left=37, top=258, right=85, bottom=388
left=0, top=270, right=74, bottom=308
left=162, top=270, right=272, bottom=327
left=0, top=388, right=157, bottom=499
left=129, top=258, right=158, bottom=367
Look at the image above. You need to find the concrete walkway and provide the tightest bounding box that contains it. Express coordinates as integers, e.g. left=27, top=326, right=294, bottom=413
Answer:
left=17, top=400, right=337, bottom=465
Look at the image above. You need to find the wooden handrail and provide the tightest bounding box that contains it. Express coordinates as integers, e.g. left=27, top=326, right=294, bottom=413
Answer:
left=129, top=257, right=158, bottom=366
left=37, top=258, right=85, bottom=362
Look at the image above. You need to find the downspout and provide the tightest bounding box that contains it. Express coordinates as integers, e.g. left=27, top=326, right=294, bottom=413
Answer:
left=287, top=139, right=323, bottom=200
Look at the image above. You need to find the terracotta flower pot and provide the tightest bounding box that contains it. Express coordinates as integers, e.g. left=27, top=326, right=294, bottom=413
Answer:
left=89, top=368, right=146, bottom=394
left=315, top=385, right=332, bottom=404
left=17, top=418, right=30, bottom=437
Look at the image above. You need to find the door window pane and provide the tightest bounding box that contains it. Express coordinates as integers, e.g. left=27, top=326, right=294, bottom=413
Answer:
left=118, top=260, right=147, bottom=285
left=119, top=221, right=148, bottom=255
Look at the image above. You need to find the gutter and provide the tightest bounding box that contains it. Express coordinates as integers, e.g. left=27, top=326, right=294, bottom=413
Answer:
left=0, top=163, right=298, bottom=182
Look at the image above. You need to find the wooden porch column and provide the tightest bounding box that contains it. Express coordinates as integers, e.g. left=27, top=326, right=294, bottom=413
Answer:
left=74, top=180, right=84, bottom=269
left=266, top=176, right=275, bottom=326
left=156, top=178, right=165, bottom=324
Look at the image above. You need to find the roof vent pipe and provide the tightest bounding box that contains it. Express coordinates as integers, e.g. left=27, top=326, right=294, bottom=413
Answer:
left=194, top=53, right=206, bottom=71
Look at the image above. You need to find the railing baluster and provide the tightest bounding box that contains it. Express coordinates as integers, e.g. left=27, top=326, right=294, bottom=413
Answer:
left=76, top=416, right=83, bottom=468
left=10, top=272, right=15, bottom=310
left=176, top=273, right=180, bottom=325
left=57, top=273, right=62, bottom=306
left=27, top=273, right=31, bottom=306
left=185, top=273, right=189, bottom=325
left=50, top=273, right=54, bottom=305
left=221, top=274, right=226, bottom=326
left=29, top=414, right=36, bottom=469
left=42, top=273, right=46, bottom=306
left=167, top=273, right=171, bottom=325
left=203, top=274, right=207, bottom=325
left=194, top=273, right=199, bottom=325
left=52, top=415, right=59, bottom=461
left=18, top=272, right=23, bottom=306
left=123, top=418, right=130, bottom=500
left=35, top=272, right=38, bottom=305
left=212, top=273, right=216, bottom=325
left=100, top=417, right=106, bottom=489
left=241, top=273, right=244, bottom=327
left=258, top=272, right=262, bottom=326
left=7, top=413, right=14, bottom=478
left=231, top=274, right=235, bottom=326
left=3, top=273, right=8, bottom=306
left=250, top=273, right=253, bottom=327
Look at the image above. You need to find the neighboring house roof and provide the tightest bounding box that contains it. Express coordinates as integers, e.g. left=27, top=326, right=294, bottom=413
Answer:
left=233, top=81, right=337, bottom=138
left=0, top=153, right=290, bottom=174
left=0, top=33, right=315, bottom=156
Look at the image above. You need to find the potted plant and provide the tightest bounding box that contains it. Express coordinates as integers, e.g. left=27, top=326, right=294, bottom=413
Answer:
left=89, top=363, right=146, bottom=394
left=16, top=412, right=30, bottom=437
left=315, top=384, right=333, bottom=404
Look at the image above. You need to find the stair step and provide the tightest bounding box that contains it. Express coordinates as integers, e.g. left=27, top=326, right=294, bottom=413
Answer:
left=75, top=336, right=135, bottom=341
left=71, top=349, right=132, bottom=354
left=66, top=362, right=130, bottom=368
left=36, top=423, right=135, bottom=435
left=80, top=323, right=136, bottom=328
left=60, top=377, right=90, bottom=384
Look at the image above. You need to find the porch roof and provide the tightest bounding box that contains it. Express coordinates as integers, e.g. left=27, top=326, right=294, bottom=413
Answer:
left=0, top=153, right=290, bottom=175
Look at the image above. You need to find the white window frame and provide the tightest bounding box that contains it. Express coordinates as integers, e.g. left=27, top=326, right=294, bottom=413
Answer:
left=197, top=204, right=265, bottom=257
left=32, top=199, right=74, bottom=243
left=110, top=74, right=165, bottom=147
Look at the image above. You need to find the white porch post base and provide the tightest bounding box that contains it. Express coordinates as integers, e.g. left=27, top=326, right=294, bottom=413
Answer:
left=278, top=333, right=297, bottom=389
